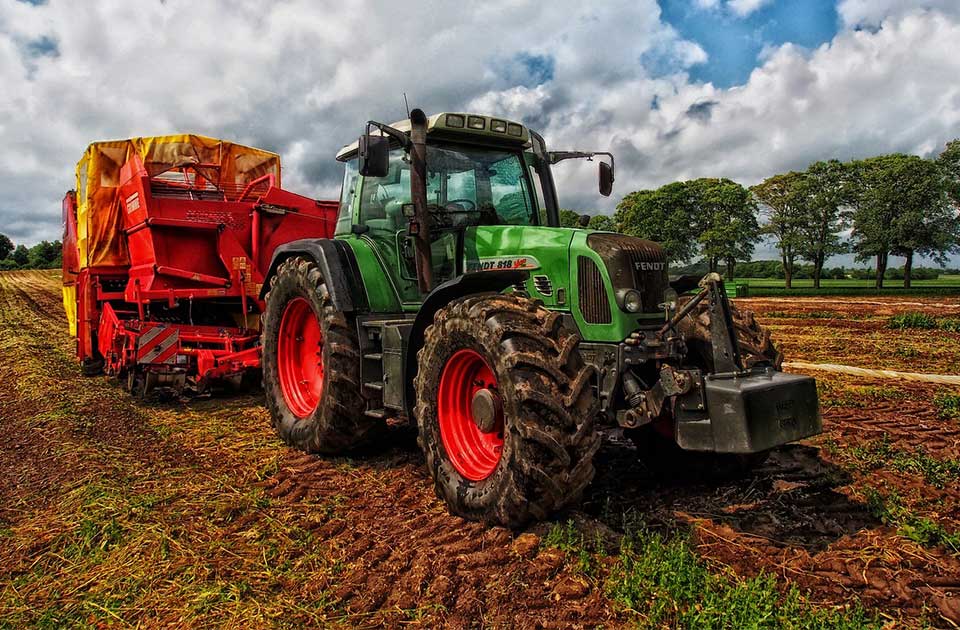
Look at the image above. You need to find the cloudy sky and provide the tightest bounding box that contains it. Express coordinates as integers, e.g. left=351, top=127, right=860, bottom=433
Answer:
left=2, top=0, right=959, bottom=266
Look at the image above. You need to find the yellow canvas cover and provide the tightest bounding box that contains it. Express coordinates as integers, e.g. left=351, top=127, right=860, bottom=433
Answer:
left=75, top=135, right=281, bottom=268
left=62, top=285, right=77, bottom=337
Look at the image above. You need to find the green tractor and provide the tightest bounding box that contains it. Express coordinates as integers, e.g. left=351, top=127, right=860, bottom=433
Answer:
left=259, top=109, right=821, bottom=527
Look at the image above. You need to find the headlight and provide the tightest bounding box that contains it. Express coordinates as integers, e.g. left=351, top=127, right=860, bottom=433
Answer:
left=662, top=288, right=678, bottom=308
left=618, top=289, right=643, bottom=313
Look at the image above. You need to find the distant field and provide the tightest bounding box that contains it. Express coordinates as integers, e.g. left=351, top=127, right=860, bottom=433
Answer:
left=731, top=275, right=960, bottom=296
left=3, top=270, right=960, bottom=627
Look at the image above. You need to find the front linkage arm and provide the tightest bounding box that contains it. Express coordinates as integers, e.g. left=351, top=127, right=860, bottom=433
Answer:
left=658, top=272, right=744, bottom=374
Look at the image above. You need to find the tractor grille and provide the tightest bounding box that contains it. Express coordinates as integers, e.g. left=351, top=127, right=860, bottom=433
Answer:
left=533, top=275, right=553, bottom=296
left=586, top=233, right=668, bottom=314
left=577, top=256, right=611, bottom=324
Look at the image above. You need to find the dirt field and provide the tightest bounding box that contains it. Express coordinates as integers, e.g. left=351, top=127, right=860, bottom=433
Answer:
left=1, top=269, right=959, bottom=628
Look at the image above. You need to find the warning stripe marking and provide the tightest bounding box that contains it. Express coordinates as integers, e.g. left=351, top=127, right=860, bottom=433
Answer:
left=137, top=326, right=179, bottom=364
left=137, top=325, right=167, bottom=351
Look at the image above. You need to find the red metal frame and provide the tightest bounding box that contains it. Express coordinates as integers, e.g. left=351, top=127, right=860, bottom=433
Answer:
left=65, top=149, right=338, bottom=391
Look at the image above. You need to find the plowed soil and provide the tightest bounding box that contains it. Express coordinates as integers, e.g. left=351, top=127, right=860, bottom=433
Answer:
left=1, top=270, right=959, bottom=628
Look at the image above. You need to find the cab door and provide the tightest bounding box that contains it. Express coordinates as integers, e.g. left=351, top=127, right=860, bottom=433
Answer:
left=354, top=149, right=459, bottom=308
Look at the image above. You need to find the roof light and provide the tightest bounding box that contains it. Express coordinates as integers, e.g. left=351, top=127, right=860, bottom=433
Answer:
left=490, top=119, right=507, bottom=133
left=467, top=116, right=485, bottom=130
left=446, top=114, right=465, bottom=128
left=507, top=123, right=523, bottom=137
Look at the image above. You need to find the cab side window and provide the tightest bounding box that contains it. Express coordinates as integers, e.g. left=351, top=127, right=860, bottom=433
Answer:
left=335, top=160, right=359, bottom=235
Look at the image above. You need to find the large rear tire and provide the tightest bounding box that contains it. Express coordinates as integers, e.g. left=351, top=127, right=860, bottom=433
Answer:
left=415, top=294, right=600, bottom=528
left=262, top=257, right=373, bottom=453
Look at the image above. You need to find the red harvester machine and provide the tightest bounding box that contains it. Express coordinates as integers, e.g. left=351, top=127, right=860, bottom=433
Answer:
left=62, top=135, right=336, bottom=395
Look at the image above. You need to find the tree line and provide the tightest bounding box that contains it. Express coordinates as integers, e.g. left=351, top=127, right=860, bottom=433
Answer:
left=0, top=234, right=62, bottom=271
left=606, top=139, right=960, bottom=289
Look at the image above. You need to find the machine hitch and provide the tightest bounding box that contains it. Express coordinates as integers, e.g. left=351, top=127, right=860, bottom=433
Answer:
left=658, top=272, right=745, bottom=374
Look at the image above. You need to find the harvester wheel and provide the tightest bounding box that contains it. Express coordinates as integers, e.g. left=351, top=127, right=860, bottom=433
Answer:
left=676, top=297, right=782, bottom=370
left=415, top=294, right=600, bottom=528
left=125, top=369, right=138, bottom=394
left=81, top=356, right=104, bottom=376
left=262, top=256, right=372, bottom=453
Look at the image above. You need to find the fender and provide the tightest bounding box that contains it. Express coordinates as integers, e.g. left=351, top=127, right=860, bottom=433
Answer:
left=259, top=238, right=367, bottom=313
left=403, top=269, right=529, bottom=419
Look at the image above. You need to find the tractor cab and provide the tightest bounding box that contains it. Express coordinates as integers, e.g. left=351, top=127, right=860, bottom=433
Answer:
left=341, top=140, right=540, bottom=296
left=334, top=112, right=615, bottom=309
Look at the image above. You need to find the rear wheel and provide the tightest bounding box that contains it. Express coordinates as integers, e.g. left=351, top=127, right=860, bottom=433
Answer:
left=262, top=257, right=373, bottom=453
left=415, top=294, right=600, bottom=528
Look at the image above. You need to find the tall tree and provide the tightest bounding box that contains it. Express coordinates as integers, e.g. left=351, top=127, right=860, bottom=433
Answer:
left=798, top=160, right=849, bottom=288
left=937, top=139, right=960, bottom=208
left=850, top=154, right=958, bottom=288
left=751, top=172, right=808, bottom=289
left=27, top=240, right=62, bottom=270
left=886, top=156, right=959, bottom=287
left=587, top=214, right=615, bottom=232
left=0, top=234, right=12, bottom=261
left=617, top=179, right=759, bottom=276
left=558, top=210, right=616, bottom=231
left=692, top=178, right=760, bottom=279
left=11, top=244, right=28, bottom=267
left=849, top=156, right=900, bottom=288
left=558, top=209, right=582, bottom=228
left=615, top=182, right=699, bottom=264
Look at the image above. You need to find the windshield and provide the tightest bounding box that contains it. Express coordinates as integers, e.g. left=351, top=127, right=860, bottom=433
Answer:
left=358, top=144, right=537, bottom=229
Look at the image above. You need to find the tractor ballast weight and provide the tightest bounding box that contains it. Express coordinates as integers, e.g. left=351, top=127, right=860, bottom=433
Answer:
left=62, top=135, right=338, bottom=395
left=255, top=110, right=823, bottom=528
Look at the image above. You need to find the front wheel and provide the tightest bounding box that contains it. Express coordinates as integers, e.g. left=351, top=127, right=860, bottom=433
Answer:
left=677, top=298, right=782, bottom=370
left=415, top=294, right=600, bottom=528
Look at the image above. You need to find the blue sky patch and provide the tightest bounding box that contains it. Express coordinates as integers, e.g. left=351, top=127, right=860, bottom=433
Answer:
left=25, top=35, right=59, bottom=58
left=659, top=0, right=839, bottom=87
left=513, top=52, right=555, bottom=86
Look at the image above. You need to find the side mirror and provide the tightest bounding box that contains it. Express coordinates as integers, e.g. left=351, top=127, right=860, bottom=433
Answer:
left=599, top=161, right=614, bottom=197
left=358, top=134, right=390, bottom=177
left=578, top=214, right=591, bottom=227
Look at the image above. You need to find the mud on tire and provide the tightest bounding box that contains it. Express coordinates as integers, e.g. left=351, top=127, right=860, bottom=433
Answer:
left=415, top=293, right=600, bottom=528
left=262, top=256, right=374, bottom=453
left=677, top=297, right=783, bottom=369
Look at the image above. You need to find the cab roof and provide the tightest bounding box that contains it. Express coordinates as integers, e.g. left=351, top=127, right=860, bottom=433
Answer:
left=335, top=112, right=530, bottom=161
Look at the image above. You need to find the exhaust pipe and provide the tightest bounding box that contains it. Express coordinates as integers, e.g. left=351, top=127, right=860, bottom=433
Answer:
left=408, top=108, right=433, bottom=293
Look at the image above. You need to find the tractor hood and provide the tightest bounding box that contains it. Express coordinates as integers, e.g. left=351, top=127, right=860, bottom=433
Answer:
left=462, top=226, right=670, bottom=342
left=464, top=225, right=574, bottom=298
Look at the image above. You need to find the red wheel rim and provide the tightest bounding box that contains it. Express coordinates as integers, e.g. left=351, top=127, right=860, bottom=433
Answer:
left=437, top=349, right=504, bottom=481
left=277, top=297, right=323, bottom=418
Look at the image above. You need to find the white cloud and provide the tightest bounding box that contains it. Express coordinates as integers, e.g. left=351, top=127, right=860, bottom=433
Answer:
left=692, top=0, right=771, bottom=17
left=727, top=0, right=772, bottom=17
left=0, top=0, right=694, bottom=244
left=1, top=0, right=959, bottom=269
left=466, top=10, right=960, bottom=228
left=838, top=0, right=960, bottom=27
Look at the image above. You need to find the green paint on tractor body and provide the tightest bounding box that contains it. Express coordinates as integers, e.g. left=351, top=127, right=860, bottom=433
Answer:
left=341, top=225, right=657, bottom=343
